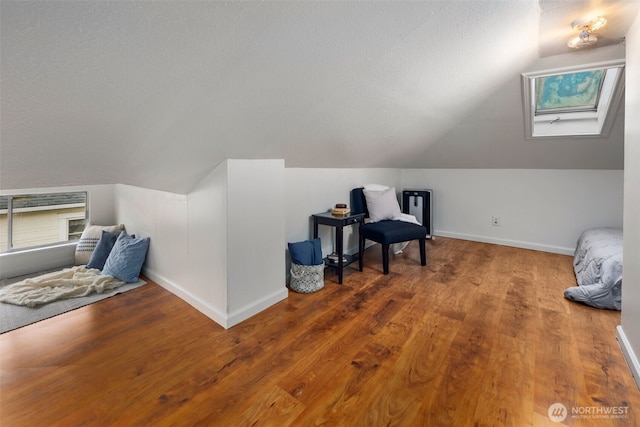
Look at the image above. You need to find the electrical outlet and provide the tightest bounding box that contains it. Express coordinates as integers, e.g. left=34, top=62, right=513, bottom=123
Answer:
left=492, top=216, right=500, bottom=226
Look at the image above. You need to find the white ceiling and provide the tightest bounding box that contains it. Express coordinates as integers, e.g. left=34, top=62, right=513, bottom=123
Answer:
left=1, top=1, right=638, bottom=194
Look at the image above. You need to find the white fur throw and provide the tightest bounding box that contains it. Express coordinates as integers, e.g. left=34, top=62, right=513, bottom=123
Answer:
left=0, top=266, right=124, bottom=307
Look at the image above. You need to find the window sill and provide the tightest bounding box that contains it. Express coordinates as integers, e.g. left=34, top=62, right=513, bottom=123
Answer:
left=0, top=241, right=77, bottom=258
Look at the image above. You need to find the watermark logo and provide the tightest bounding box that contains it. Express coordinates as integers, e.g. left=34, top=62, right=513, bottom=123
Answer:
left=548, top=403, right=568, bottom=422
left=548, top=403, right=630, bottom=422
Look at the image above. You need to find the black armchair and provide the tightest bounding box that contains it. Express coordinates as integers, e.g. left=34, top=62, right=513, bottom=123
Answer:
left=351, top=187, right=427, bottom=274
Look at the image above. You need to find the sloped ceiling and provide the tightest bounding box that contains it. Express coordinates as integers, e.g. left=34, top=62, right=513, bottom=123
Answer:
left=1, top=1, right=638, bottom=194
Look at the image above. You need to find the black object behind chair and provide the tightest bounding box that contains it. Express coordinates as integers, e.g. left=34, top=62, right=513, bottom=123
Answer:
left=351, top=187, right=427, bottom=274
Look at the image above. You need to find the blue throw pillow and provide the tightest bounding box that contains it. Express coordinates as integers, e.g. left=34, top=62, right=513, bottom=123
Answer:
left=102, top=232, right=150, bottom=283
left=288, top=238, right=322, bottom=266
left=310, top=238, right=322, bottom=265
left=86, top=230, right=119, bottom=270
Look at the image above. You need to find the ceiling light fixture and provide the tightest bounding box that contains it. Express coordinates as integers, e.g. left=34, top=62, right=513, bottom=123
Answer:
left=567, top=16, right=607, bottom=49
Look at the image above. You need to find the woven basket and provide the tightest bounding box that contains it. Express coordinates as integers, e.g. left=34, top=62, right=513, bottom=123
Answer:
left=290, top=263, right=324, bottom=293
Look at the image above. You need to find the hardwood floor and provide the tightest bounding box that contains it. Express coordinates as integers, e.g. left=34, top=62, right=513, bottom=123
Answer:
left=1, top=237, right=638, bottom=426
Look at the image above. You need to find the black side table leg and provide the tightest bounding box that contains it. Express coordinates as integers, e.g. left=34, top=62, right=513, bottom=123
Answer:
left=336, top=225, right=344, bottom=284
left=359, top=226, right=364, bottom=272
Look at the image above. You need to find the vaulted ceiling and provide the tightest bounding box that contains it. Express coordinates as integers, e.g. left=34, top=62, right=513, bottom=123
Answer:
left=1, top=1, right=638, bottom=194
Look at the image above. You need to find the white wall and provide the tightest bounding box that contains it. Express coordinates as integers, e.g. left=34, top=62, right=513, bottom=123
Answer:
left=114, top=183, right=191, bottom=308
left=226, top=160, right=287, bottom=326
left=401, top=169, right=624, bottom=254
left=283, top=168, right=623, bottom=258
left=108, top=175, right=231, bottom=327
left=617, top=13, right=640, bottom=389
left=186, top=162, right=228, bottom=324
left=0, top=184, right=116, bottom=279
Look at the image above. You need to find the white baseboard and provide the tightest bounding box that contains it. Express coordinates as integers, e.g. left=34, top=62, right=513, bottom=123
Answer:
left=616, top=325, right=640, bottom=391
left=434, top=230, right=575, bottom=255
left=142, top=268, right=228, bottom=328
left=226, top=288, right=289, bottom=328
left=142, top=267, right=288, bottom=330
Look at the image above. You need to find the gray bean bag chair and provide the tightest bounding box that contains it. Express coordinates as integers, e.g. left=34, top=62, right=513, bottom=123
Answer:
left=563, top=228, right=623, bottom=310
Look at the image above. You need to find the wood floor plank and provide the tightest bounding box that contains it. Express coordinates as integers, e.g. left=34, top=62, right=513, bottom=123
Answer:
left=423, top=292, right=504, bottom=426
left=2, top=237, right=639, bottom=426
left=473, top=335, right=536, bottom=427
left=534, top=307, right=588, bottom=427
left=149, top=275, right=416, bottom=425
left=341, top=310, right=463, bottom=426
left=497, top=275, right=539, bottom=341
left=236, top=384, right=306, bottom=426
left=291, top=278, right=428, bottom=425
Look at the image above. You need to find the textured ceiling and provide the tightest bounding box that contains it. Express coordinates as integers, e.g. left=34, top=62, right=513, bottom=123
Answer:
left=1, top=1, right=638, bottom=194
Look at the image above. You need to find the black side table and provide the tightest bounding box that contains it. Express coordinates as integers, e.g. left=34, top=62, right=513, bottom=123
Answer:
left=312, top=211, right=366, bottom=284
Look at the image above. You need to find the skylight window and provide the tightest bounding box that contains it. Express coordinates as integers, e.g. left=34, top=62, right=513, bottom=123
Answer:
left=522, top=60, right=625, bottom=139
left=535, top=70, right=604, bottom=113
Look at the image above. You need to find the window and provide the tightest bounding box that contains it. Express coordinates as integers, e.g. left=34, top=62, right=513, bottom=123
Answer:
left=57, top=213, right=86, bottom=241
left=0, top=192, right=87, bottom=253
left=535, top=70, right=604, bottom=113
left=67, top=219, right=86, bottom=240
left=521, top=60, right=625, bottom=139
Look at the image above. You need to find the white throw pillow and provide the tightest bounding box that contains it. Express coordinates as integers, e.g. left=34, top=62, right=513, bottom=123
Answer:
left=363, top=183, right=390, bottom=192
left=363, top=187, right=401, bottom=222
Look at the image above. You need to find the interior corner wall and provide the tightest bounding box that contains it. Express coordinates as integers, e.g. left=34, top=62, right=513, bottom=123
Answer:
left=113, top=183, right=194, bottom=309
left=400, top=169, right=624, bottom=254
left=113, top=180, right=226, bottom=327
left=618, top=12, right=640, bottom=390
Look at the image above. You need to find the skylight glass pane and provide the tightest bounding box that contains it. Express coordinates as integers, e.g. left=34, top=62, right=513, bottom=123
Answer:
left=535, top=70, right=604, bottom=113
